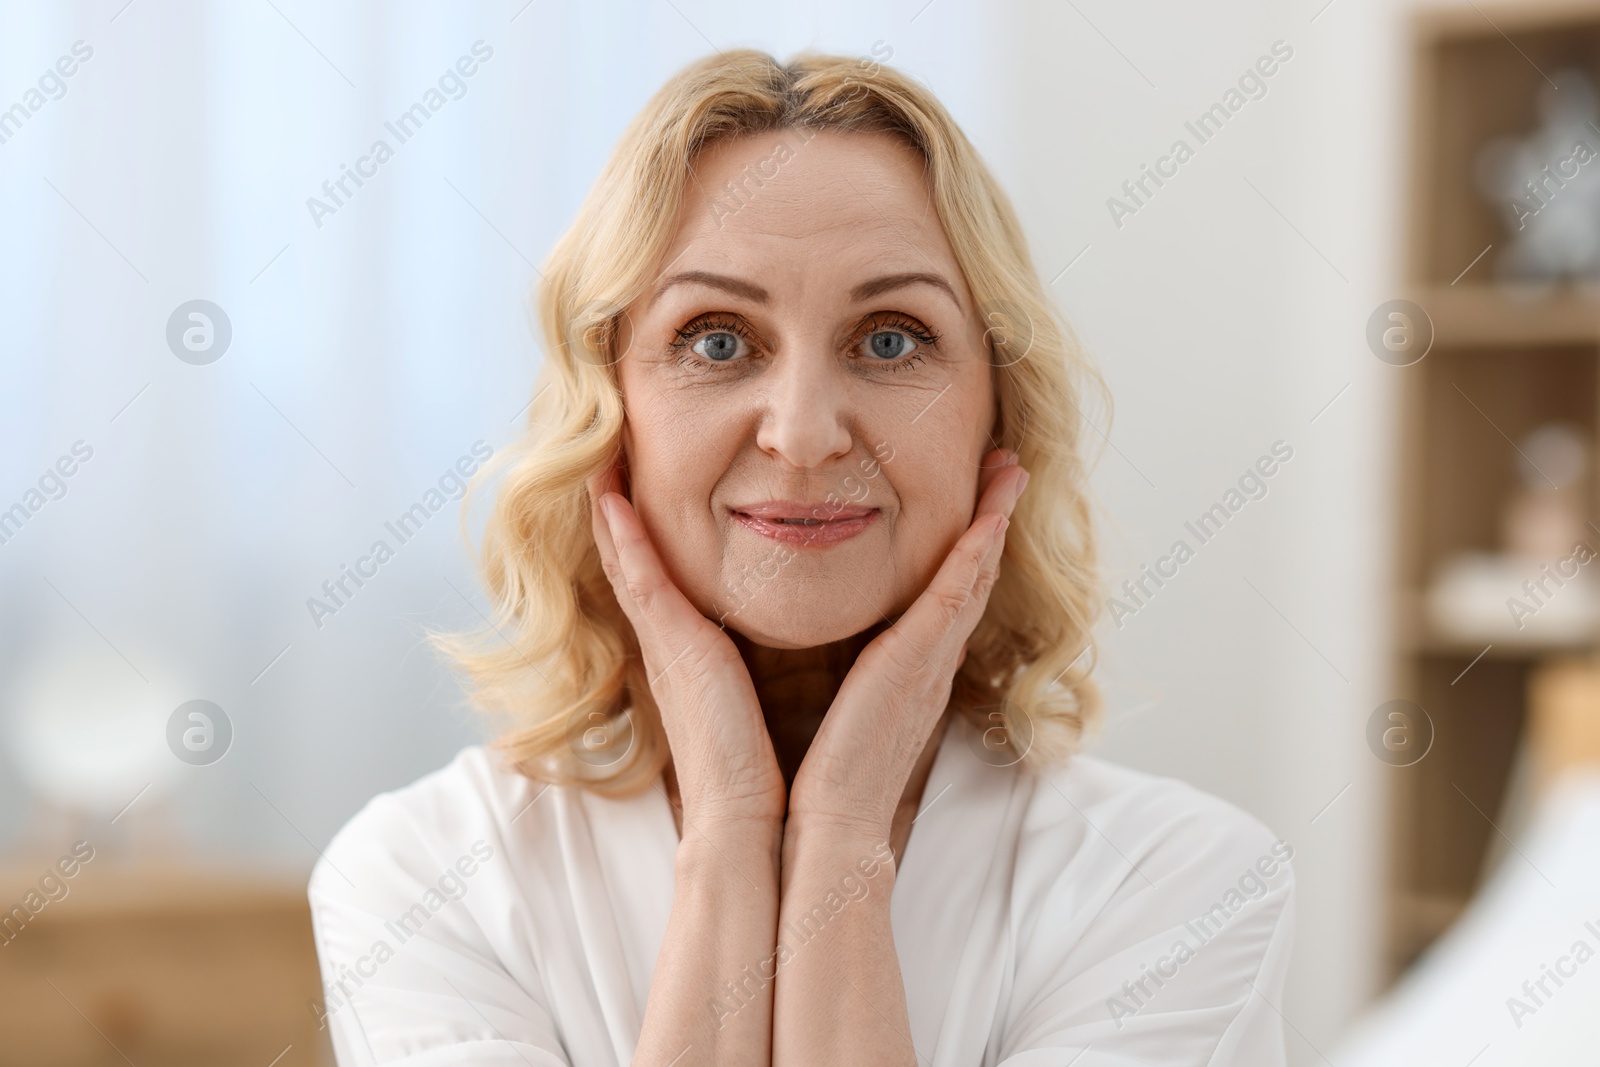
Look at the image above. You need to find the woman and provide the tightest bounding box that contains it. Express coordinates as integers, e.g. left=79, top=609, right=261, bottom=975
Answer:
left=308, top=49, right=1296, bottom=1066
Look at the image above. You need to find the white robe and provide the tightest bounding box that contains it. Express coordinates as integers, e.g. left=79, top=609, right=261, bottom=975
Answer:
left=307, top=713, right=1296, bottom=1065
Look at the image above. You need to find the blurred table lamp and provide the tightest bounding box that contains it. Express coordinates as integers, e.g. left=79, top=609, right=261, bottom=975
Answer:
left=3, top=652, right=185, bottom=856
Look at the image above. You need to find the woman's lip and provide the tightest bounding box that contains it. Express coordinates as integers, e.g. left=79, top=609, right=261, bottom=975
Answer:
left=729, top=507, right=880, bottom=546
left=733, top=501, right=876, bottom=520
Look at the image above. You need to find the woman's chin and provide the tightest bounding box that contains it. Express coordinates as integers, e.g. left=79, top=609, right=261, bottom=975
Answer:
left=708, top=594, right=887, bottom=650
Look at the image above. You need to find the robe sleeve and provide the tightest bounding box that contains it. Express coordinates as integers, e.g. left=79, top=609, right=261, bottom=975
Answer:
left=306, top=791, right=572, bottom=1066
left=991, top=776, right=1298, bottom=1066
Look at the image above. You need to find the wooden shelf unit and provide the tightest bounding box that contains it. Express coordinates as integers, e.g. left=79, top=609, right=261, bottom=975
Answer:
left=1389, top=0, right=1600, bottom=981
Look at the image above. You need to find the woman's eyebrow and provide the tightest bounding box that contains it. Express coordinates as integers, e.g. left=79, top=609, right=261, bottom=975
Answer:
left=653, top=270, right=770, bottom=304
left=849, top=271, right=961, bottom=310
left=649, top=269, right=961, bottom=310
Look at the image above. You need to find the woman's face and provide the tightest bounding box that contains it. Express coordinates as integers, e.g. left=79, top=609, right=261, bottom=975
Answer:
left=614, top=128, right=997, bottom=649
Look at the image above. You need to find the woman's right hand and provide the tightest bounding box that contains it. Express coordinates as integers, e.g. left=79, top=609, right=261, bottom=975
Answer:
left=588, top=456, right=788, bottom=831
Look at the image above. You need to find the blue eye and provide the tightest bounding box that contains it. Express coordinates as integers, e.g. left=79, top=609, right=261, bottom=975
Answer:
left=670, top=316, right=755, bottom=366
left=694, top=331, right=744, bottom=362
left=861, top=329, right=919, bottom=361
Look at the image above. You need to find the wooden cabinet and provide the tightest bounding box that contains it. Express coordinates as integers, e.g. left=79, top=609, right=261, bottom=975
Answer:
left=1390, top=0, right=1600, bottom=980
left=0, top=860, right=332, bottom=1067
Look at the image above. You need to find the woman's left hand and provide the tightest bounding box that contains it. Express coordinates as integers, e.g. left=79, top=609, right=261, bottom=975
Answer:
left=785, top=447, right=1030, bottom=842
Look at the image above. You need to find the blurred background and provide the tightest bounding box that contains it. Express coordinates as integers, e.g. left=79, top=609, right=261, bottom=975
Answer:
left=4, top=0, right=1600, bottom=1063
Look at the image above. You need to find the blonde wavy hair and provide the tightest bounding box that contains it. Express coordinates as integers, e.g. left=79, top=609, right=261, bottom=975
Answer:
left=429, top=48, right=1108, bottom=797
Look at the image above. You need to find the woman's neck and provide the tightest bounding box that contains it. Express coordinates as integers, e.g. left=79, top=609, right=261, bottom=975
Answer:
left=658, top=621, right=954, bottom=866
left=728, top=622, right=889, bottom=787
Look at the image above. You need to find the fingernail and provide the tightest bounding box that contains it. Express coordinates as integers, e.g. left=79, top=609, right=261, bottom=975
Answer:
left=599, top=495, right=618, bottom=538
left=1013, top=470, right=1030, bottom=505
left=993, top=514, right=1009, bottom=543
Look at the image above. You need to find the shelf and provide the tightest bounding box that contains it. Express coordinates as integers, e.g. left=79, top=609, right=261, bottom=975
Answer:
left=1386, top=0, right=1600, bottom=994
left=1414, top=0, right=1600, bottom=40
left=1416, top=285, right=1600, bottom=347
left=1408, top=633, right=1597, bottom=658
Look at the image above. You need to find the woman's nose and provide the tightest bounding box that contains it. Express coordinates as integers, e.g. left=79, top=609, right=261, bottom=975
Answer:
left=752, top=352, right=855, bottom=472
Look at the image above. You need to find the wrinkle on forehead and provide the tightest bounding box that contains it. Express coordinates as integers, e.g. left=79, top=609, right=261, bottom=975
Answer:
left=652, top=129, right=964, bottom=312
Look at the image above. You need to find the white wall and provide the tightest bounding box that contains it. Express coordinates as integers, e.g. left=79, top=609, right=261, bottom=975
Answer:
left=992, top=0, right=1408, bottom=1057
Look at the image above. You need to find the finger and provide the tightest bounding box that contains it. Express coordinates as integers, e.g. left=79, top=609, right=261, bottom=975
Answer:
left=586, top=452, right=624, bottom=526
left=587, top=450, right=626, bottom=507
left=588, top=455, right=651, bottom=621
left=976, top=460, right=1028, bottom=526
left=880, top=511, right=1008, bottom=674
left=586, top=454, right=741, bottom=699
left=595, top=489, right=717, bottom=662
left=975, top=447, right=1017, bottom=506
left=588, top=458, right=629, bottom=595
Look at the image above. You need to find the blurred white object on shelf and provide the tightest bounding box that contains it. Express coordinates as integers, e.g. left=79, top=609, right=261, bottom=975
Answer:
left=1426, top=552, right=1600, bottom=645
left=1424, top=421, right=1599, bottom=647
